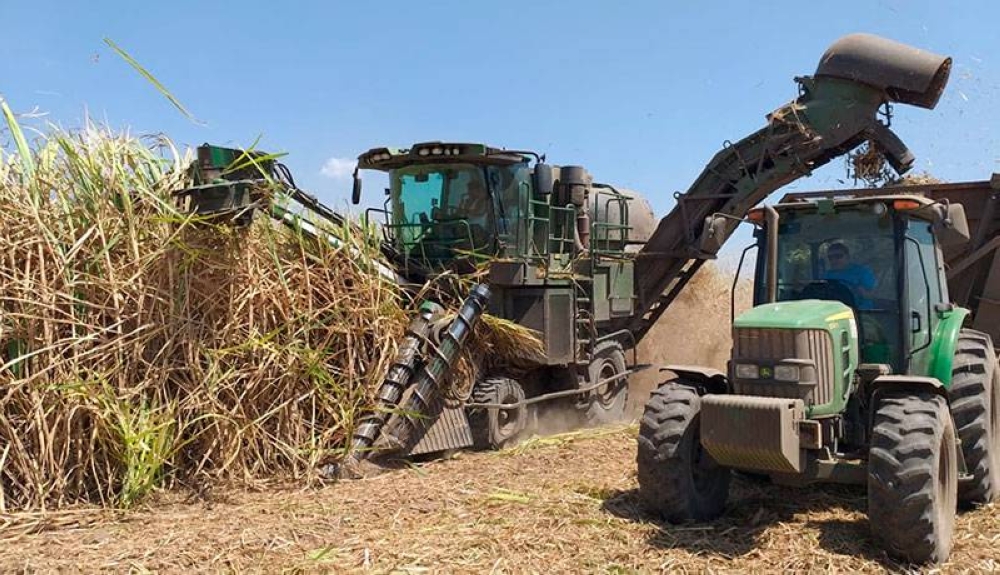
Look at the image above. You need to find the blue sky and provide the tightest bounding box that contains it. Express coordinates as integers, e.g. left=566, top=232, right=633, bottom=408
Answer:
left=3, top=0, right=999, bottom=231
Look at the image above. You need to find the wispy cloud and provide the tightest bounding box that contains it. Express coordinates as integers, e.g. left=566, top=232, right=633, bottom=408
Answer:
left=320, top=156, right=356, bottom=180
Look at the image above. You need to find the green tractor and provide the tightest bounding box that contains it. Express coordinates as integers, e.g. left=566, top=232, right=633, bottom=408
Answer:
left=637, top=189, right=1000, bottom=563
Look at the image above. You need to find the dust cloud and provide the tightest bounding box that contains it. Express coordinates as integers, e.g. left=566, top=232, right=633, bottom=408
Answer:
left=629, top=264, right=752, bottom=412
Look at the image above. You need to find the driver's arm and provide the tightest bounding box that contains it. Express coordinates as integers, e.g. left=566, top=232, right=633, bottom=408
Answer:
left=857, top=266, right=877, bottom=298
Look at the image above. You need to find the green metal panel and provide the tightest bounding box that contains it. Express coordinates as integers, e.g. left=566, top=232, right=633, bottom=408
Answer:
left=610, top=261, right=634, bottom=316
left=733, top=300, right=859, bottom=417
left=504, top=287, right=575, bottom=366
left=592, top=268, right=610, bottom=322
left=734, top=300, right=853, bottom=330
left=926, top=307, right=971, bottom=386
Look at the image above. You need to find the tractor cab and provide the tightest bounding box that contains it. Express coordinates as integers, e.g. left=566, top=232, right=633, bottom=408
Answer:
left=748, top=194, right=970, bottom=376
left=353, top=142, right=540, bottom=271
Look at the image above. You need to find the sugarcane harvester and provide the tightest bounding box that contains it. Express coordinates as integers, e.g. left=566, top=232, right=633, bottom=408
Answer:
left=175, top=34, right=957, bottom=493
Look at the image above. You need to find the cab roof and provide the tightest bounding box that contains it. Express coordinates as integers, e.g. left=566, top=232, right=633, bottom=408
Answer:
left=357, top=141, right=531, bottom=171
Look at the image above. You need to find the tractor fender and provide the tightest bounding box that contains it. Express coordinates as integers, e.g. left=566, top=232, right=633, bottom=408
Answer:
left=927, top=307, right=971, bottom=387
left=661, top=364, right=729, bottom=395
left=870, top=375, right=948, bottom=401
left=868, top=374, right=969, bottom=477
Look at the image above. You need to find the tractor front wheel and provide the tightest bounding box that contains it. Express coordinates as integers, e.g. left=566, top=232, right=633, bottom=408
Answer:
left=867, top=391, right=957, bottom=564
left=637, top=381, right=730, bottom=522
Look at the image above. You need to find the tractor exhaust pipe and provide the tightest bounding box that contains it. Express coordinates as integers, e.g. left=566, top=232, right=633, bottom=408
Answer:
left=816, top=33, right=951, bottom=109
left=764, top=205, right=779, bottom=303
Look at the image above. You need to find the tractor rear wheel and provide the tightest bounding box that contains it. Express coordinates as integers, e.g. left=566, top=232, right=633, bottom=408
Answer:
left=868, top=391, right=957, bottom=564
left=637, top=381, right=730, bottom=522
left=469, top=377, right=527, bottom=450
left=949, top=329, right=1000, bottom=506
left=584, top=341, right=629, bottom=426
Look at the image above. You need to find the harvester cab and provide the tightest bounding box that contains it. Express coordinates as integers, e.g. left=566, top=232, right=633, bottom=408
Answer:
left=352, top=143, right=534, bottom=272
left=351, top=142, right=654, bottom=277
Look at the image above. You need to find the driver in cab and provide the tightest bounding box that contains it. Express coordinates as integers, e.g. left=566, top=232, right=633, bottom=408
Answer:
left=822, top=242, right=876, bottom=310
left=458, top=179, right=491, bottom=249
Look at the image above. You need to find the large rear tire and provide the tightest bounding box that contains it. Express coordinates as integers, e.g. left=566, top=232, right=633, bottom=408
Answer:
left=949, top=329, right=1000, bottom=506
left=868, top=391, right=957, bottom=564
left=637, top=381, right=730, bottom=522
left=584, top=342, right=629, bottom=426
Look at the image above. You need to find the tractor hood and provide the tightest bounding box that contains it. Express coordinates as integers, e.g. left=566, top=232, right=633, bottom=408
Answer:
left=734, top=300, right=855, bottom=331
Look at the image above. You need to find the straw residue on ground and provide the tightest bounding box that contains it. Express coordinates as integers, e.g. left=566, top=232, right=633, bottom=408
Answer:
left=2, top=425, right=997, bottom=574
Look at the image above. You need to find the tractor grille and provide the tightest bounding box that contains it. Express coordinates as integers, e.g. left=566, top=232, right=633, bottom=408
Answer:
left=732, top=328, right=835, bottom=407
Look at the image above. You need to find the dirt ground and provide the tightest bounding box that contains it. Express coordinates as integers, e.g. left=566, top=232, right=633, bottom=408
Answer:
left=2, top=424, right=998, bottom=574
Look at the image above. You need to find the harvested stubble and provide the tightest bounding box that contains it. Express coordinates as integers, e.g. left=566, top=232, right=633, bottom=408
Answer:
left=3, top=426, right=998, bottom=573
left=0, top=125, right=536, bottom=512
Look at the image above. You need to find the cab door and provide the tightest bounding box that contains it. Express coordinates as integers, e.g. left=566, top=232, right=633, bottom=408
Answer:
left=904, top=218, right=947, bottom=376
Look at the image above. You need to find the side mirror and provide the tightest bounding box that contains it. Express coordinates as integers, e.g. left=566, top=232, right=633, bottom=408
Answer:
left=698, top=215, right=729, bottom=254
left=351, top=171, right=362, bottom=205
left=935, top=203, right=970, bottom=247
left=533, top=164, right=554, bottom=197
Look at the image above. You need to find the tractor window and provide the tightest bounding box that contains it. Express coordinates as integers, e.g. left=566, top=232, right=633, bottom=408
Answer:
left=758, top=207, right=902, bottom=368
left=765, top=208, right=896, bottom=307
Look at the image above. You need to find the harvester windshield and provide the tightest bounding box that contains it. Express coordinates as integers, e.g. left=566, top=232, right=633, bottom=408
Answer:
left=389, top=163, right=495, bottom=259
left=386, top=160, right=529, bottom=264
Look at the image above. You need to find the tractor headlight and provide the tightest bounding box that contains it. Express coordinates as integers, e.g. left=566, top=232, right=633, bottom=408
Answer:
left=735, top=363, right=760, bottom=379
left=774, top=365, right=801, bottom=382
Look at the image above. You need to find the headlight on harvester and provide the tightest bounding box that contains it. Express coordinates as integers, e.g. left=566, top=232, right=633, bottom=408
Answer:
left=774, top=365, right=801, bottom=382
left=735, top=363, right=760, bottom=379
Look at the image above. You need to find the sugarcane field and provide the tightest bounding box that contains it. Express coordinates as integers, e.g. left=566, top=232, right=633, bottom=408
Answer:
left=4, top=3, right=1000, bottom=573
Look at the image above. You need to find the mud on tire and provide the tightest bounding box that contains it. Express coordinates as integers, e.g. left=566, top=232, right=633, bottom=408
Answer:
left=867, top=391, right=957, bottom=564
left=636, top=381, right=730, bottom=522
left=949, top=329, right=1000, bottom=506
